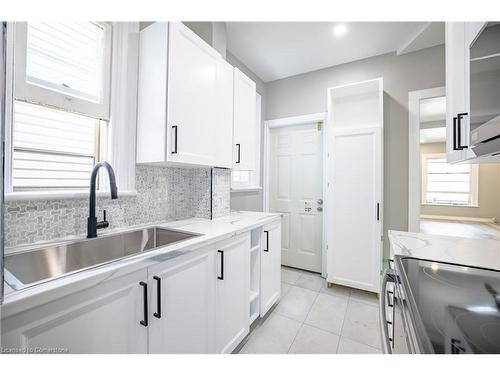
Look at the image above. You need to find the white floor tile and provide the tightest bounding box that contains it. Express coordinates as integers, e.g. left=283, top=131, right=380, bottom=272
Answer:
left=281, top=267, right=303, bottom=285
left=239, top=313, right=301, bottom=354
left=288, top=324, right=340, bottom=354
left=337, top=337, right=381, bottom=354
left=341, top=300, right=381, bottom=349
left=320, top=283, right=351, bottom=299
left=281, top=282, right=292, bottom=297
left=349, top=288, right=379, bottom=307
left=295, top=273, right=324, bottom=292
left=305, top=293, right=348, bottom=335
left=275, top=286, right=318, bottom=322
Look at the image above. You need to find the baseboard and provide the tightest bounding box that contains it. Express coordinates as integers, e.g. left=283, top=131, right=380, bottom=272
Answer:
left=420, top=214, right=496, bottom=223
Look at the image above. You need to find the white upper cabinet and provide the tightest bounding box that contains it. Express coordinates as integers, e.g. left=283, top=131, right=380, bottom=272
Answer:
left=214, top=58, right=235, bottom=169
left=233, top=67, right=257, bottom=170
left=167, top=22, right=219, bottom=166
left=446, top=22, right=471, bottom=163
left=137, top=22, right=235, bottom=168
left=446, top=22, right=500, bottom=163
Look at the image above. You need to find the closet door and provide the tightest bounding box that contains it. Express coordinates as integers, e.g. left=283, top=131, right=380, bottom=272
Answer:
left=167, top=22, right=220, bottom=166
left=327, top=126, right=382, bottom=293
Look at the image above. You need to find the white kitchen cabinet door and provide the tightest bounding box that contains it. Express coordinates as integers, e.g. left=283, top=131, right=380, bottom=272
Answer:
left=167, top=22, right=219, bottom=166
left=136, top=22, right=169, bottom=164
left=233, top=67, right=257, bottom=170
left=327, top=126, right=382, bottom=293
left=148, top=247, right=216, bottom=354
left=260, top=220, right=282, bottom=317
left=215, top=233, right=250, bottom=354
left=445, top=22, right=476, bottom=163
left=136, top=22, right=223, bottom=167
left=214, top=58, right=234, bottom=168
left=1, top=269, right=149, bottom=354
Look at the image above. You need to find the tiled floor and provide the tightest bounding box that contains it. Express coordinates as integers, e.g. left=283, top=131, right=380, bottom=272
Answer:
left=420, top=219, right=500, bottom=240
left=237, top=266, right=381, bottom=354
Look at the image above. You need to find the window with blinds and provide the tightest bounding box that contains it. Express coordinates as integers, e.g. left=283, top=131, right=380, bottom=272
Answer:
left=422, top=154, right=478, bottom=206
left=10, top=21, right=111, bottom=192
left=25, top=22, right=106, bottom=103
left=12, top=101, right=104, bottom=191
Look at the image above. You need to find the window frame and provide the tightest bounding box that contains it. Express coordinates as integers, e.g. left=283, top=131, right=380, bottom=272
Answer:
left=13, top=22, right=113, bottom=120
left=421, top=153, right=479, bottom=207
left=4, top=22, right=139, bottom=199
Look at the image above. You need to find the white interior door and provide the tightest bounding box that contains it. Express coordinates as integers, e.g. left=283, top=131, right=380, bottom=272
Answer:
left=269, top=123, right=323, bottom=273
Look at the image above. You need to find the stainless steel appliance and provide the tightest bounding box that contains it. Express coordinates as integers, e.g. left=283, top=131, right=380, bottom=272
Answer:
left=380, top=256, right=500, bottom=354
left=468, top=22, right=500, bottom=158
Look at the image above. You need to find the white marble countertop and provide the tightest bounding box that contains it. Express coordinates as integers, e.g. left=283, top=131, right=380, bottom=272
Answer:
left=389, top=230, right=500, bottom=270
left=1, top=211, right=281, bottom=315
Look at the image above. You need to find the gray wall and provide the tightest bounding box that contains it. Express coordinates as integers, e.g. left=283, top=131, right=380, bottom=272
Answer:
left=226, top=52, right=266, bottom=212
left=265, top=45, right=446, bottom=258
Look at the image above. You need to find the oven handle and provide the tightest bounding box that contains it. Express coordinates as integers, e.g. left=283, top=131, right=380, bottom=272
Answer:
left=379, top=268, right=394, bottom=354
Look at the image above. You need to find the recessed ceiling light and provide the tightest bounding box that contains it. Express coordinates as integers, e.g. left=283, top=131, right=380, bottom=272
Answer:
left=332, top=24, right=347, bottom=38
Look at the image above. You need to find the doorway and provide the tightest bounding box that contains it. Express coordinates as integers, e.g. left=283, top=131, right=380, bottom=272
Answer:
left=264, top=113, right=327, bottom=274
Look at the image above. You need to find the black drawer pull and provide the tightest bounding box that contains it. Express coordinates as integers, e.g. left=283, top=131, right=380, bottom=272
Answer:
left=218, top=250, right=224, bottom=280
left=236, top=143, right=241, bottom=164
left=457, top=113, right=468, bottom=150
left=172, top=125, right=178, bottom=154
left=153, top=276, right=161, bottom=319
left=139, top=281, right=148, bottom=327
left=453, top=116, right=459, bottom=150
left=264, top=230, right=269, bottom=252
left=376, top=203, right=380, bottom=221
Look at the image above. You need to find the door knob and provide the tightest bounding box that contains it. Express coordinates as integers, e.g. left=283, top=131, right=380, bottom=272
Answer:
left=317, top=206, right=323, bottom=212
left=317, top=199, right=323, bottom=205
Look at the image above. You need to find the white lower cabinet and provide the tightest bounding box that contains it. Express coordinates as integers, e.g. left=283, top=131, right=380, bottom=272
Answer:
left=260, top=221, right=282, bottom=317
left=1, top=222, right=282, bottom=354
left=215, top=233, right=250, bottom=354
left=1, top=269, right=149, bottom=354
left=148, top=247, right=216, bottom=354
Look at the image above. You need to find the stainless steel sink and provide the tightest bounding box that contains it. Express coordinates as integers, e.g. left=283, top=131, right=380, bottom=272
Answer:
left=4, top=227, right=200, bottom=290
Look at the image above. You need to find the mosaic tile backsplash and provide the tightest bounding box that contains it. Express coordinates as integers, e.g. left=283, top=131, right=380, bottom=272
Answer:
left=5, top=165, right=231, bottom=248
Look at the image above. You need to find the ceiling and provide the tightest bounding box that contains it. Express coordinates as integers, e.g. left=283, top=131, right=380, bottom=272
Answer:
left=226, top=22, right=444, bottom=82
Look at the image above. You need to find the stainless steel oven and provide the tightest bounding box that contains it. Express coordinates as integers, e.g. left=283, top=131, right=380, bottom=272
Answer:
left=380, top=267, right=415, bottom=354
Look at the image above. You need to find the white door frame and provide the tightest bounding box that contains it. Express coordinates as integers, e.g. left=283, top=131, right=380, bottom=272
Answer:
left=408, top=86, right=445, bottom=232
left=263, top=112, right=328, bottom=277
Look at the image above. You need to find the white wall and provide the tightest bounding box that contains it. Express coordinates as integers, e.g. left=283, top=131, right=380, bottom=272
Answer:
left=265, top=45, right=446, bottom=258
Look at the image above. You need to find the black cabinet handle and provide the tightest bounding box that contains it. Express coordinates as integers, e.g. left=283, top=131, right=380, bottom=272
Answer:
left=235, top=143, right=241, bottom=164
left=376, top=203, right=380, bottom=221
left=171, top=125, right=178, bottom=154
left=153, top=276, right=161, bottom=319
left=218, top=250, right=224, bottom=280
left=264, top=230, right=269, bottom=252
left=453, top=116, right=459, bottom=150
left=139, top=281, right=148, bottom=327
left=457, top=112, right=468, bottom=149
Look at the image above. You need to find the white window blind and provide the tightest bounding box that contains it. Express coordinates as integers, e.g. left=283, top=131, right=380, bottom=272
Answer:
left=25, top=22, right=106, bottom=103
left=422, top=154, right=478, bottom=206
left=12, top=101, right=102, bottom=191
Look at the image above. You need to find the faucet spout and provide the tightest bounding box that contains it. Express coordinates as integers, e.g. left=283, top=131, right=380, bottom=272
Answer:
left=87, top=161, right=118, bottom=238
